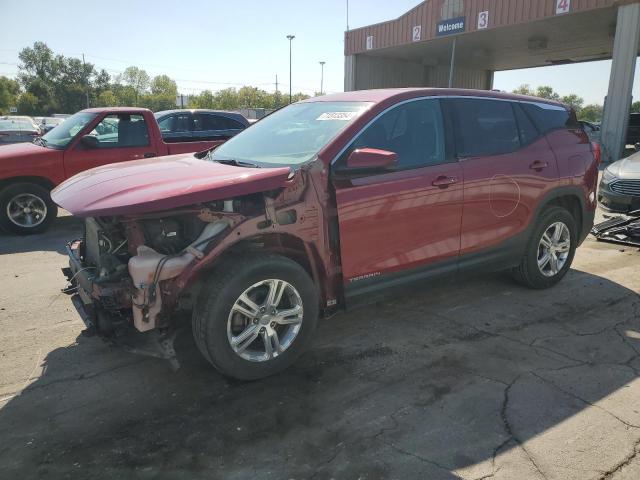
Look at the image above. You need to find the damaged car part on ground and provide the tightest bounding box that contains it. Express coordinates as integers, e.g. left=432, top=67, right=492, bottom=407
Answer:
left=53, top=88, right=599, bottom=380
left=591, top=210, right=640, bottom=247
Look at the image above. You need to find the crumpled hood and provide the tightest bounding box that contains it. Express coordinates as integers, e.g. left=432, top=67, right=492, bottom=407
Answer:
left=610, top=151, right=640, bottom=178
left=51, top=154, right=292, bottom=217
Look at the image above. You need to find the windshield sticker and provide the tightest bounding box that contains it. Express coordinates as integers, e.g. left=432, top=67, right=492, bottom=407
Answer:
left=316, top=111, right=359, bottom=121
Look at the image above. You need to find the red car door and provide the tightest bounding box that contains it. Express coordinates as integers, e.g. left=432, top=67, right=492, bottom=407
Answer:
left=64, top=113, right=157, bottom=178
left=332, top=98, right=463, bottom=297
left=446, top=98, right=559, bottom=258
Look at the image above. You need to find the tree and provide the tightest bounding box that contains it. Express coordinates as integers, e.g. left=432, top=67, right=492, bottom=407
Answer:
left=95, top=90, right=118, bottom=107
left=118, top=66, right=150, bottom=106
left=535, top=86, right=560, bottom=101
left=147, top=74, right=178, bottom=110
left=560, top=94, right=584, bottom=112
left=0, top=76, right=20, bottom=114
left=16, top=92, right=39, bottom=114
left=512, top=84, right=535, bottom=96
left=631, top=101, right=640, bottom=114
left=579, top=104, right=603, bottom=122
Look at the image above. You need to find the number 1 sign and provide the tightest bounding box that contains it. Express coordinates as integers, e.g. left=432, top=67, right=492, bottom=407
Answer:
left=556, top=0, right=570, bottom=14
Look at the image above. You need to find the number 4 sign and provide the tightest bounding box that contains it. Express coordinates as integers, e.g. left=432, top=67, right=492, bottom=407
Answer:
left=556, top=0, right=570, bottom=14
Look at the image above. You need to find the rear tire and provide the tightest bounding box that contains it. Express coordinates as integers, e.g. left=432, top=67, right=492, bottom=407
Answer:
left=512, top=206, right=577, bottom=289
left=0, top=182, right=57, bottom=235
left=192, top=253, right=319, bottom=380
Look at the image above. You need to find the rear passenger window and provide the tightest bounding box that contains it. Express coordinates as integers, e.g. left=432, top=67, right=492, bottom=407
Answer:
left=345, top=99, right=446, bottom=169
left=195, top=114, right=245, bottom=131
left=521, top=103, right=577, bottom=133
left=450, top=99, right=520, bottom=156
left=513, top=103, right=539, bottom=145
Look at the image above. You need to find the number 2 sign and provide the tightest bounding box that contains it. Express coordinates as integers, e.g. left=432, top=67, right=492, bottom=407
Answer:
left=556, top=0, right=570, bottom=14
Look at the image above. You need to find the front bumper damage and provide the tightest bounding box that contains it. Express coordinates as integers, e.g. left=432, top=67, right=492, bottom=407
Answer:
left=62, top=241, right=181, bottom=369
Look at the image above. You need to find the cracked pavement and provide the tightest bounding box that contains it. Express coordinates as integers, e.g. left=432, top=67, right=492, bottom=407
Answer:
left=1, top=212, right=640, bottom=479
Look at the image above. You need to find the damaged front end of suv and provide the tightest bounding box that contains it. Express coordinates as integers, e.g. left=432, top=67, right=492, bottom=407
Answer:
left=54, top=155, right=339, bottom=373
left=53, top=99, right=370, bottom=379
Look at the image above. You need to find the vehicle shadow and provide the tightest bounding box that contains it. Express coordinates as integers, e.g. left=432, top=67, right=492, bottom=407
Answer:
left=0, top=215, right=81, bottom=255
left=0, top=267, right=639, bottom=479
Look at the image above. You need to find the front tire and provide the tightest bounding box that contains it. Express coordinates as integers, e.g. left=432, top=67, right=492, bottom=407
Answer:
left=512, top=206, right=577, bottom=289
left=0, top=182, right=58, bottom=235
left=192, top=253, right=319, bottom=380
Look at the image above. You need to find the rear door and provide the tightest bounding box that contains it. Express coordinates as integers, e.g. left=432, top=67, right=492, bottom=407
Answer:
left=446, top=98, right=558, bottom=264
left=64, top=113, right=156, bottom=177
left=332, top=98, right=463, bottom=297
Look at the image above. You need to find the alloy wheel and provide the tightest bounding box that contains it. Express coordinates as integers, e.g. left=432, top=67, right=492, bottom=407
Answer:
left=537, top=221, right=571, bottom=277
left=226, top=279, right=304, bottom=362
left=6, top=193, right=48, bottom=228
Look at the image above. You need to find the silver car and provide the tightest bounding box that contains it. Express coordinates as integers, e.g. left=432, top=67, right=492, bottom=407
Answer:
left=0, top=118, right=41, bottom=144
left=598, top=151, right=640, bottom=213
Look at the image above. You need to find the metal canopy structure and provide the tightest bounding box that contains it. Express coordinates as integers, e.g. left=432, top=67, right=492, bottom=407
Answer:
left=344, top=0, right=640, bottom=162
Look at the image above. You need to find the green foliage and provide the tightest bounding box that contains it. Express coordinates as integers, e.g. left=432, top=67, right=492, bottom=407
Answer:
left=0, top=76, right=20, bottom=114
left=559, top=94, right=584, bottom=112
left=189, top=87, right=309, bottom=110
left=512, top=84, right=535, bottom=96
left=631, top=101, right=640, bottom=114
left=579, top=104, right=603, bottom=122
left=16, top=92, right=39, bottom=115
left=535, top=86, right=560, bottom=101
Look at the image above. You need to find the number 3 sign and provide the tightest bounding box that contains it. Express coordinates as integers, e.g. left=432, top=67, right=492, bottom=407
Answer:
left=477, top=11, right=489, bottom=29
left=556, top=0, right=570, bottom=14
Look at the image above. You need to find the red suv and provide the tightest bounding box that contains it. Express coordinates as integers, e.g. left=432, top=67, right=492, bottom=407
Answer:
left=53, top=89, right=599, bottom=380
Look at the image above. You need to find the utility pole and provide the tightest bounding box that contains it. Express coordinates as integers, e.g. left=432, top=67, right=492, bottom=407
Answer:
left=275, top=74, right=279, bottom=108
left=319, top=61, right=326, bottom=95
left=286, top=35, right=295, bottom=104
left=82, top=53, right=90, bottom=108
left=346, top=0, right=349, bottom=31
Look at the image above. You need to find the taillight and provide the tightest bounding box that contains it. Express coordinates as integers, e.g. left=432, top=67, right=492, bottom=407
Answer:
left=591, top=141, right=601, bottom=166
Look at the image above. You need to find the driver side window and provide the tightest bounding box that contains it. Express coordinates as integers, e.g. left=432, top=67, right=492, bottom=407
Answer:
left=338, top=99, right=446, bottom=170
left=88, top=114, right=150, bottom=148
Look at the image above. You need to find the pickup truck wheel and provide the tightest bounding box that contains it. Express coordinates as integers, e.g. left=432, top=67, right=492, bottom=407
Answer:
left=192, top=253, right=319, bottom=380
left=0, top=183, right=57, bottom=235
left=511, top=206, right=577, bottom=289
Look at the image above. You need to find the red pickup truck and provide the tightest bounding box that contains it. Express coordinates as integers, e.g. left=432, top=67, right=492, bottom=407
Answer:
left=0, top=107, right=225, bottom=234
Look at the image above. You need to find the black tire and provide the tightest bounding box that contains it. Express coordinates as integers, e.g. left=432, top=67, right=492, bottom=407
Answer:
left=0, top=182, right=58, bottom=235
left=192, top=253, right=319, bottom=380
left=512, top=206, right=577, bottom=289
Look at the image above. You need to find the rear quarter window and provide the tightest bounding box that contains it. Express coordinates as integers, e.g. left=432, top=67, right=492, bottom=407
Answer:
left=521, top=103, right=578, bottom=133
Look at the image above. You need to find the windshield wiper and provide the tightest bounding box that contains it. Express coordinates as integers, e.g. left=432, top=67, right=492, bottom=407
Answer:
left=33, top=136, right=46, bottom=146
left=214, top=158, right=260, bottom=168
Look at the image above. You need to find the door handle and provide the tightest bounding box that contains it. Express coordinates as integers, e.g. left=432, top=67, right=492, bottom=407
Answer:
left=529, top=160, right=548, bottom=171
left=432, top=175, right=458, bottom=188
left=144, top=153, right=157, bottom=158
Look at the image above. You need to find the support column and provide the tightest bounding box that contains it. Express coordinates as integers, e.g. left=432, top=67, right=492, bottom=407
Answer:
left=344, top=55, right=356, bottom=92
left=601, top=2, right=640, bottom=163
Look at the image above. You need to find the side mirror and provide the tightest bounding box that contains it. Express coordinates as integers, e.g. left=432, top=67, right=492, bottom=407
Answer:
left=80, top=135, right=99, bottom=149
left=346, top=148, right=398, bottom=171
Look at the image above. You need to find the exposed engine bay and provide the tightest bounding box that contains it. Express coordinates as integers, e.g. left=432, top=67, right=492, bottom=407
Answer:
left=61, top=169, right=332, bottom=368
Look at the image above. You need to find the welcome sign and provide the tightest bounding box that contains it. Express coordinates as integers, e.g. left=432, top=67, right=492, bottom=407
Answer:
left=436, top=16, right=466, bottom=36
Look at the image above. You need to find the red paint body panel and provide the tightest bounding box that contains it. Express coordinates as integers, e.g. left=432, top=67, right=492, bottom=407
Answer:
left=51, top=155, right=292, bottom=217
left=0, top=108, right=222, bottom=189
left=459, top=137, right=559, bottom=255
left=0, top=142, right=66, bottom=185
left=334, top=162, right=463, bottom=281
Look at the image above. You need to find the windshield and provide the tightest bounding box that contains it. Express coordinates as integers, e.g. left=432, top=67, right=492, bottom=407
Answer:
left=210, top=101, right=371, bottom=166
left=41, top=111, right=97, bottom=149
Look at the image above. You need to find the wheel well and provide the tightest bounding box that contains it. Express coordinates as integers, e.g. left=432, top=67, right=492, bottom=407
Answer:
left=0, top=176, right=56, bottom=193
left=543, top=195, right=583, bottom=233
left=224, top=233, right=316, bottom=280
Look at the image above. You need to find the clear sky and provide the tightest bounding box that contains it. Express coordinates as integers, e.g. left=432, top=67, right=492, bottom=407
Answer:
left=1, top=0, right=637, bottom=104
